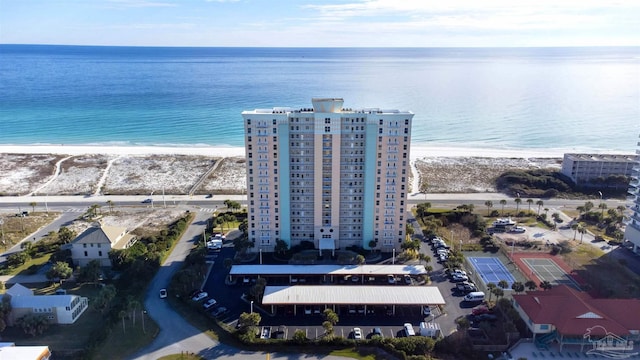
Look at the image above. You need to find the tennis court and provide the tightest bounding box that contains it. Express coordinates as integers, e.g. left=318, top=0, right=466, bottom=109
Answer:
left=468, top=257, right=515, bottom=288
left=521, top=258, right=581, bottom=290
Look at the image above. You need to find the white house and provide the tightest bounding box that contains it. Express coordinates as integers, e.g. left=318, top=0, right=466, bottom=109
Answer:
left=2, top=283, right=89, bottom=325
left=0, top=342, right=51, bottom=360
left=70, top=224, right=136, bottom=267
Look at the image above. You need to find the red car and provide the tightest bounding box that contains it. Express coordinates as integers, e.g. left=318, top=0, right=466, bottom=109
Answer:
left=471, top=305, right=492, bottom=316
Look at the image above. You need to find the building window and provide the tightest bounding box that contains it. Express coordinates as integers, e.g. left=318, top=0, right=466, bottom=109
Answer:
left=98, top=251, right=103, bottom=257
left=540, top=324, right=549, bottom=330
left=84, top=251, right=88, bottom=257
left=83, top=243, right=87, bottom=248
left=247, top=119, right=251, bottom=125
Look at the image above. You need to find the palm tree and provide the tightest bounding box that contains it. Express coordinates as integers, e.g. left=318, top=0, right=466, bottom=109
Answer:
left=578, top=224, right=586, bottom=244
left=540, top=280, right=553, bottom=291
left=484, top=201, right=493, bottom=216
left=497, top=280, right=509, bottom=290
left=571, top=222, right=579, bottom=240
left=526, top=198, right=534, bottom=214
left=514, top=198, right=522, bottom=216
left=486, top=283, right=497, bottom=301
left=499, top=200, right=507, bottom=216
left=492, top=288, right=504, bottom=299
left=29, top=202, right=36, bottom=213
left=511, top=281, right=525, bottom=293
left=584, top=201, right=594, bottom=213
left=119, top=310, right=127, bottom=333
left=598, top=202, right=608, bottom=218
left=106, top=200, right=114, bottom=214
left=525, top=280, right=538, bottom=291
left=536, top=200, right=544, bottom=216
left=616, top=205, right=626, bottom=215
left=576, top=206, right=586, bottom=218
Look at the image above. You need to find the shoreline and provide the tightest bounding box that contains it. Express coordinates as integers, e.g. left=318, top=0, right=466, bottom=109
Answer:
left=0, top=144, right=630, bottom=160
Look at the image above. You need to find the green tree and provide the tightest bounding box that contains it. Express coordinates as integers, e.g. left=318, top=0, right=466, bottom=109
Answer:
left=497, top=279, right=509, bottom=290
left=484, top=200, right=493, bottom=216
left=526, top=198, right=534, bottom=213
left=416, top=202, right=431, bottom=221
left=355, top=254, right=365, bottom=265
left=119, top=310, right=127, bottom=333
left=16, top=313, right=49, bottom=336
left=58, top=226, right=76, bottom=244
left=540, top=280, right=553, bottom=291
left=514, top=197, right=522, bottom=215
left=584, top=201, right=594, bottom=213
left=499, top=200, right=507, bottom=216
left=571, top=222, right=579, bottom=240
left=486, top=282, right=497, bottom=302
left=525, top=280, right=538, bottom=291
left=511, top=281, right=525, bottom=293
left=536, top=200, right=544, bottom=215
left=274, top=239, right=288, bottom=255
left=46, top=261, right=73, bottom=284
left=323, top=308, right=339, bottom=326
left=77, top=259, right=102, bottom=284
left=106, top=200, right=114, bottom=214
left=322, top=321, right=334, bottom=336
left=29, top=201, right=37, bottom=213
left=598, top=202, right=608, bottom=218
left=418, top=253, right=431, bottom=265
left=238, top=312, right=262, bottom=334
left=292, top=329, right=308, bottom=343
left=492, top=287, right=504, bottom=300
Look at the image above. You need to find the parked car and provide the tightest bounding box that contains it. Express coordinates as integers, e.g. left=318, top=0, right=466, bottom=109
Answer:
left=403, top=274, right=412, bottom=285
left=471, top=313, right=498, bottom=322
left=471, top=305, right=492, bottom=316
left=304, top=306, right=312, bottom=315
left=438, top=254, right=448, bottom=262
left=353, top=327, right=363, bottom=340
left=387, top=275, right=396, bottom=284
left=209, top=306, right=228, bottom=318
left=192, top=291, right=208, bottom=302
left=159, top=288, right=168, bottom=299
left=372, top=327, right=383, bottom=338
left=451, top=274, right=469, bottom=282
left=448, top=269, right=467, bottom=277
left=423, top=306, right=431, bottom=317
left=202, top=298, right=217, bottom=309
left=456, top=281, right=477, bottom=293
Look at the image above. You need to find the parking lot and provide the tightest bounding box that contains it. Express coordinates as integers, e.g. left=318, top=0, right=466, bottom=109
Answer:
left=198, top=224, right=484, bottom=340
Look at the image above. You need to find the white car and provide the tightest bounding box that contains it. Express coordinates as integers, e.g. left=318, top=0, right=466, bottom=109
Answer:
left=159, top=288, right=167, bottom=299
left=387, top=275, right=396, bottom=284
left=452, top=274, right=469, bottom=282
left=192, top=291, right=208, bottom=301
left=203, top=298, right=217, bottom=309
left=353, top=327, right=363, bottom=340
left=423, top=306, right=431, bottom=317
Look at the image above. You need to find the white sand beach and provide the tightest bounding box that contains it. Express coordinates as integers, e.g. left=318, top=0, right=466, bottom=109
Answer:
left=0, top=143, right=627, bottom=196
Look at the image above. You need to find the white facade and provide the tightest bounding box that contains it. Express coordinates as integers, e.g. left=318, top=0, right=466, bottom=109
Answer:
left=624, top=135, right=640, bottom=253
left=70, top=224, right=135, bottom=267
left=4, top=293, right=89, bottom=325
left=243, top=98, right=413, bottom=253
left=561, top=153, right=635, bottom=185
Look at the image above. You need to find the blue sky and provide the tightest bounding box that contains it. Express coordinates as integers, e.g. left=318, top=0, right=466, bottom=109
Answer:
left=1, top=0, right=638, bottom=47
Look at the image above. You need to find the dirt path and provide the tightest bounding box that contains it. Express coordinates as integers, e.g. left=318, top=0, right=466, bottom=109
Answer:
left=94, top=155, right=121, bottom=196
left=28, top=155, right=74, bottom=196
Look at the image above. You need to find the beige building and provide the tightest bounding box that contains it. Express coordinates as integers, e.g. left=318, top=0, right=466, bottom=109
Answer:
left=70, top=224, right=136, bottom=267
left=561, top=153, right=635, bottom=185
left=243, top=98, right=413, bottom=253
left=625, top=135, right=640, bottom=254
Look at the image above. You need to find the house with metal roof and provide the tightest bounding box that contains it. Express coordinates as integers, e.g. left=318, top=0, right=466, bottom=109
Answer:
left=70, top=223, right=136, bottom=267
left=2, top=284, right=89, bottom=325
left=512, top=285, right=640, bottom=353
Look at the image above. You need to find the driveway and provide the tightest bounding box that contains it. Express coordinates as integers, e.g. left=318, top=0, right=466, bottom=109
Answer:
left=130, top=211, right=349, bottom=360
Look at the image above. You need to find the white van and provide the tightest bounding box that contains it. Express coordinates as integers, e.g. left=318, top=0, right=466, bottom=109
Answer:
left=464, top=291, right=486, bottom=302
left=403, top=323, right=415, bottom=336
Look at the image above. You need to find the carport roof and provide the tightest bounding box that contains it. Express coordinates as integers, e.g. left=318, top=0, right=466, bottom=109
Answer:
left=262, top=285, right=445, bottom=305
left=230, top=264, right=427, bottom=276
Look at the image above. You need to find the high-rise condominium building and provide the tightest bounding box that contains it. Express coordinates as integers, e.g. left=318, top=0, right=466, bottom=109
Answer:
left=624, top=134, right=640, bottom=254
left=242, top=98, right=413, bottom=254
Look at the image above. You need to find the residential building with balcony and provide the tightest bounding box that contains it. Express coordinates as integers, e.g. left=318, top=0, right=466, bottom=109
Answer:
left=561, top=153, right=635, bottom=186
left=624, top=136, right=640, bottom=253
left=242, top=98, right=413, bottom=254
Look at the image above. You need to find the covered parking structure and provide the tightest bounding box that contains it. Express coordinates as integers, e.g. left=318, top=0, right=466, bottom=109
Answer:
left=262, top=285, right=445, bottom=316
left=229, top=264, right=428, bottom=284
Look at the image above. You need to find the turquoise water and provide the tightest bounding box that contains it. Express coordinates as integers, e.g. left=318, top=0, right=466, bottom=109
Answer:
left=0, top=45, right=638, bottom=152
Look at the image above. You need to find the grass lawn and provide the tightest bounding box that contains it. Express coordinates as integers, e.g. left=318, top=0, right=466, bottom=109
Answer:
left=92, top=310, right=160, bottom=360
left=329, top=348, right=378, bottom=360
left=158, top=354, right=203, bottom=360
left=7, top=253, right=53, bottom=276
left=0, top=212, right=59, bottom=247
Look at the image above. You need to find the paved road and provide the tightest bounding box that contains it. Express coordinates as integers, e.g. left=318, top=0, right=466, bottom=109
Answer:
left=130, top=211, right=349, bottom=360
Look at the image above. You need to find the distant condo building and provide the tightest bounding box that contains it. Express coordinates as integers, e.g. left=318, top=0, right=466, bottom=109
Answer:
left=561, top=153, right=635, bottom=186
left=624, top=136, right=640, bottom=254
left=242, top=98, right=413, bottom=253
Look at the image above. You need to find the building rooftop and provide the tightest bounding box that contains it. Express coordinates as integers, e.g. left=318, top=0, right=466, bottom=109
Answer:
left=564, top=153, right=637, bottom=162
left=230, top=264, right=428, bottom=276
left=262, top=285, right=445, bottom=305
left=513, top=285, right=640, bottom=336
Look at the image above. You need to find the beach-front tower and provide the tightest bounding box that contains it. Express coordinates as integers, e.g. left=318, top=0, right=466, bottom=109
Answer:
left=624, top=134, right=640, bottom=254
left=242, top=98, right=413, bottom=254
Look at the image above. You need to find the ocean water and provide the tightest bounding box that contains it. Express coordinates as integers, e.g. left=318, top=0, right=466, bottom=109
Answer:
left=0, top=45, right=638, bottom=153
